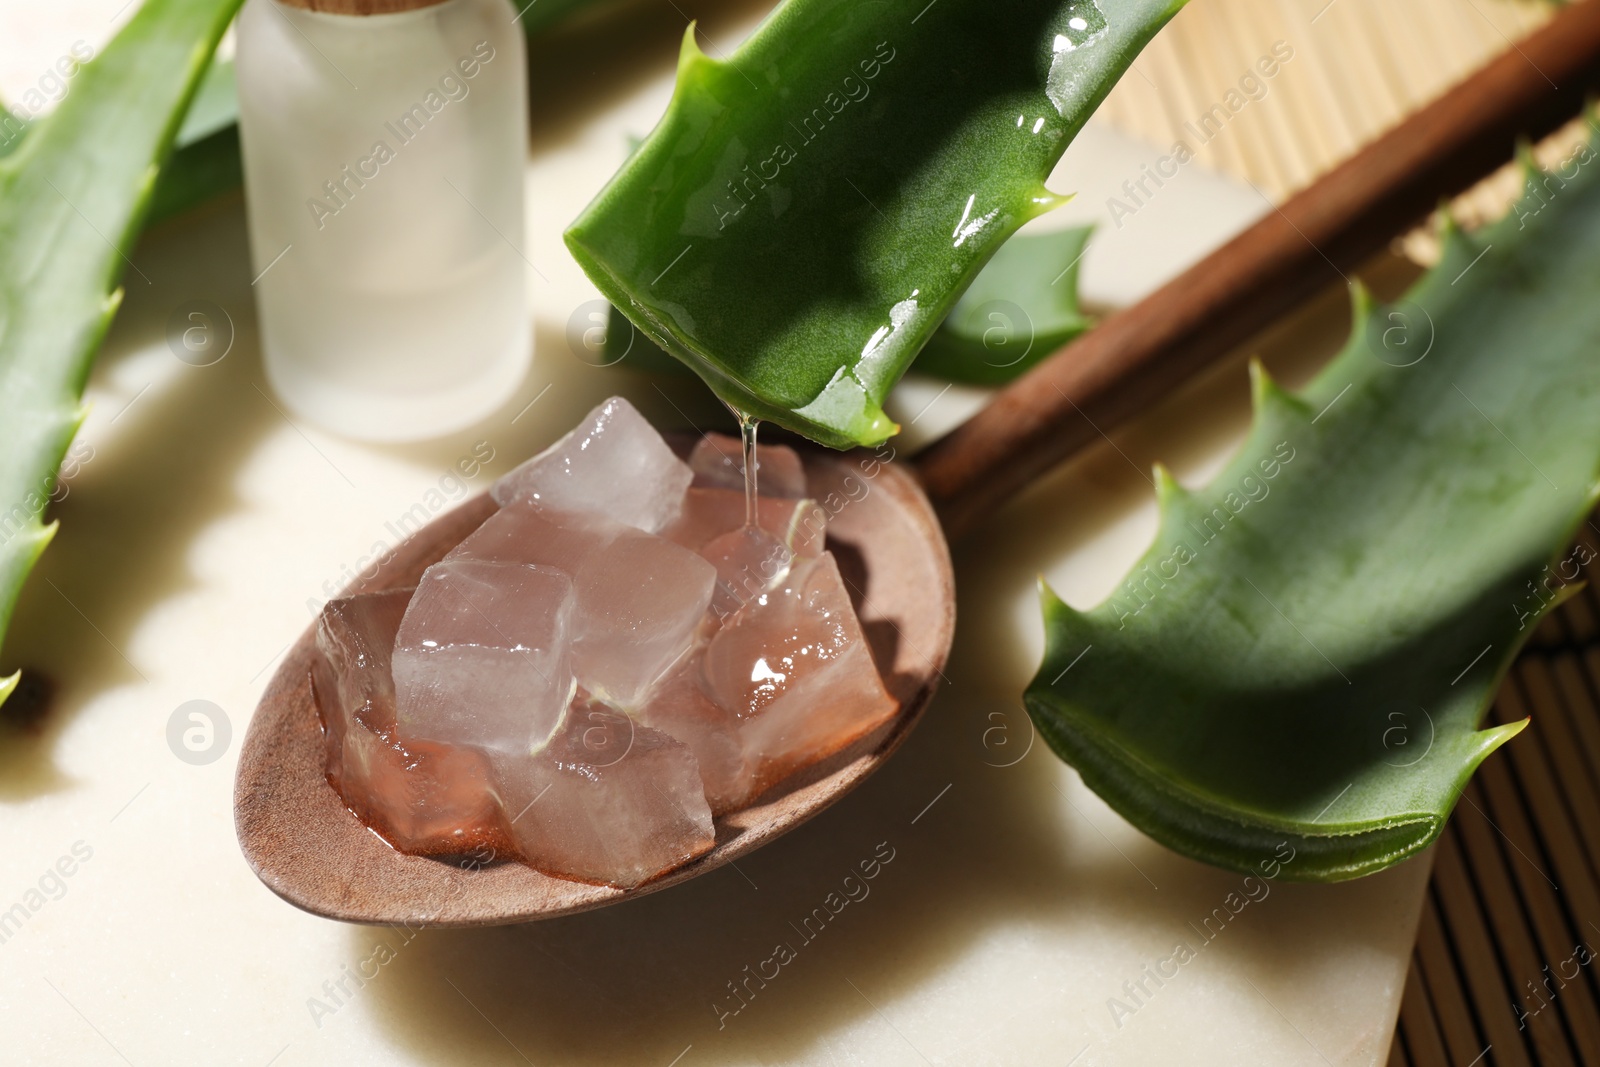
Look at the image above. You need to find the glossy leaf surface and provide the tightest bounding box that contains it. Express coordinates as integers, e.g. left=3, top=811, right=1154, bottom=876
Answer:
left=602, top=224, right=1095, bottom=386
left=566, top=0, right=1184, bottom=448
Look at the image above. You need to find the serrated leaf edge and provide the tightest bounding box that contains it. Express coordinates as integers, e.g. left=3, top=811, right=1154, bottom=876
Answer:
left=1026, top=120, right=1600, bottom=880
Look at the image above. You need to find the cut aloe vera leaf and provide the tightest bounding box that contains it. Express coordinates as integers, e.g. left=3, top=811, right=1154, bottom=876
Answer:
left=567, top=0, right=1185, bottom=448
left=602, top=224, right=1095, bottom=386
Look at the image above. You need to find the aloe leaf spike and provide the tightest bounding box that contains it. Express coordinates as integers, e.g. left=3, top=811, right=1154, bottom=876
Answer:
left=1027, top=124, right=1600, bottom=880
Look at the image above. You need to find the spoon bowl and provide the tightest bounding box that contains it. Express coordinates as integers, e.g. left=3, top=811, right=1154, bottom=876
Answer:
left=235, top=444, right=954, bottom=926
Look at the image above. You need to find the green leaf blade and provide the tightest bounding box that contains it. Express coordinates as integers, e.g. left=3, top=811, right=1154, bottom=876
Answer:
left=149, top=57, right=243, bottom=224
left=1026, top=130, right=1600, bottom=881
left=913, top=225, right=1094, bottom=384
left=599, top=223, right=1097, bottom=385
left=0, top=0, right=245, bottom=706
left=0, top=102, right=28, bottom=160
left=566, top=0, right=1184, bottom=448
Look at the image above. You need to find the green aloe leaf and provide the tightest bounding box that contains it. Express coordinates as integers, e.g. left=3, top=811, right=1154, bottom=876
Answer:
left=149, top=57, right=242, bottom=224
left=911, top=225, right=1093, bottom=384
left=601, top=224, right=1095, bottom=386
left=1026, top=130, right=1600, bottom=882
left=4, top=58, right=248, bottom=223
left=0, top=0, right=245, bottom=709
left=512, top=0, right=630, bottom=35
left=566, top=0, right=1184, bottom=449
left=0, top=103, right=26, bottom=161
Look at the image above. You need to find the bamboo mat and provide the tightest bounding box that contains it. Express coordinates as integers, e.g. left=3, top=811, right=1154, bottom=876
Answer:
left=1388, top=578, right=1600, bottom=1067
left=1089, top=2, right=1600, bottom=1064
left=1095, top=0, right=1555, bottom=198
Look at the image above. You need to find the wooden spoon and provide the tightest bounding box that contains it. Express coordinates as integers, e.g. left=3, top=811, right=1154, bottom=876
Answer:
left=236, top=447, right=954, bottom=926
left=235, top=0, right=1600, bottom=926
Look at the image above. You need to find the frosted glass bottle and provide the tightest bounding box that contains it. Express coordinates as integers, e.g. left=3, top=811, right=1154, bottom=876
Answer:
left=235, top=0, right=529, bottom=442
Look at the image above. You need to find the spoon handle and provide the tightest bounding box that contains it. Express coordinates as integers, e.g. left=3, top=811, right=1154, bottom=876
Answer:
left=914, top=0, right=1600, bottom=542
